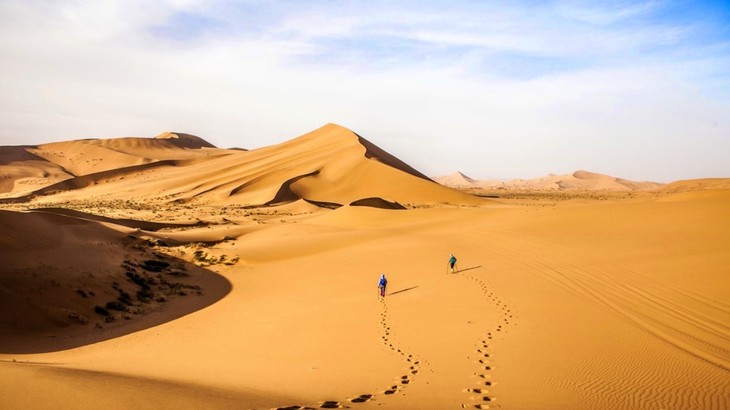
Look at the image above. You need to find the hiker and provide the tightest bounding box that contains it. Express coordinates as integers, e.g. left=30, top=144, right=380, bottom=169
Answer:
left=378, top=274, right=388, bottom=297
left=448, top=254, right=458, bottom=273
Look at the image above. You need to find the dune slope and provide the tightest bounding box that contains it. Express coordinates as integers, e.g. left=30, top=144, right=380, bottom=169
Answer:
left=0, top=209, right=231, bottom=353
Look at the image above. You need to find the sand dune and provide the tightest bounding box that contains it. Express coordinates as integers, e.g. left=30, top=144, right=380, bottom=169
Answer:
left=0, top=209, right=231, bottom=353
left=0, top=124, right=728, bottom=409
left=4, top=124, right=478, bottom=210
left=660, top=178, right=730, bottom=193
left=434, top=171, right=488, bottom=188
left=0, top=146, right=74, bottom=195
left=437, top=170, right=664, bottom=191
left=0, top=132, right=222, bottom=198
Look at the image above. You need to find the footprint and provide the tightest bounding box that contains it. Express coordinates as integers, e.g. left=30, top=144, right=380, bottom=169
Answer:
left=349, top=394, right=373, bottom=403
left=319, top=401, right=341, bottom=409
left=461, top=274, right=508, bottom=408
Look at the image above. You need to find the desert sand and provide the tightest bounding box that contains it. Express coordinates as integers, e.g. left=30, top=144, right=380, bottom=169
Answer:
left=1, top=124, right=728, bottom=409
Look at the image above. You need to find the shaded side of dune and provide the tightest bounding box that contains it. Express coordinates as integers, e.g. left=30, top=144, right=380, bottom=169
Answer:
left=30, top=208, right=206, bottom=231
left=355, top=133, right=433, bottom=182
left=0, top=145, right=45, bottom=166
left=152, top=132, right=217, bottom=149
left=0, top=210, right=231, bottom=354
left=350, top=197, right=406, bottom=210
left=264, top=170, right=322, bottom=206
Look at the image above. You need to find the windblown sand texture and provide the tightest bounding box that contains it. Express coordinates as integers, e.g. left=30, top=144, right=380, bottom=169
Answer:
left=1, top=124, right=728, bottom=409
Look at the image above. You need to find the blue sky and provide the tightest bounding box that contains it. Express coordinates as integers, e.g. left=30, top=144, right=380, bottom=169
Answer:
left=1, top=0, right=729, bottom=181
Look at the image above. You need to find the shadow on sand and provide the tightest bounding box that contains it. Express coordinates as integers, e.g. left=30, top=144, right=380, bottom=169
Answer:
left=455, top=265, right=482, bottom=273
left=388, top=286, right=419, bottom=296
left=0, top=209, right=232, bottom=354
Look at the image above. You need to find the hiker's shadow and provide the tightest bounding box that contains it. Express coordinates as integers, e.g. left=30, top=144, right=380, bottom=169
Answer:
left=388, top=286, right=419, bottom=296
left=456, top=265, right=482, bottom=273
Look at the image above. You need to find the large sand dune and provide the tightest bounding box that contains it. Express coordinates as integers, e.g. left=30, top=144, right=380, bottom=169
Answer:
left=3, top=124, right=478, bottom=209
left=1, top=124, right=728, bottom=409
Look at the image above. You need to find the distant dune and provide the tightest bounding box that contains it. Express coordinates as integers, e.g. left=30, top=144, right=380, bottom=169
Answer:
left=0, top=132, right=220, bottom=198
left=441, top=171, right=474, bottom=186
left=436, top=170, right=665, bottom=191
left=660, top=178, right=730, bottom=193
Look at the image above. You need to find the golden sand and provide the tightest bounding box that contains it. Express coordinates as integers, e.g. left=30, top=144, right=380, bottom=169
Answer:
left=1, top=124, right=728, bottom=409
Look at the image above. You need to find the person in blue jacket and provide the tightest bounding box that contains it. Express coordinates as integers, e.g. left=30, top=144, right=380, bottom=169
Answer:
left=448, top=254, right=458, bottom=273
left=378, top=274, right=388, bottom=297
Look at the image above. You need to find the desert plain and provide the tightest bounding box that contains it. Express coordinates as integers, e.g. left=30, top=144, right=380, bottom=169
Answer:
left=0, top=124, right=728, bottom=409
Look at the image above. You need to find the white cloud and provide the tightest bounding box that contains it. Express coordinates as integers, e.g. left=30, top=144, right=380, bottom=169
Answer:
left=556, top=0, right=661, bottom=25
left=0, top=1, right=728, bottom=181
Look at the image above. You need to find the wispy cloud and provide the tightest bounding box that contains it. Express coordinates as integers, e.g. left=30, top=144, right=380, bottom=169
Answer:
left=556, top=0, right=662, bottom=25
left=0, top=0, right=728, bottom=181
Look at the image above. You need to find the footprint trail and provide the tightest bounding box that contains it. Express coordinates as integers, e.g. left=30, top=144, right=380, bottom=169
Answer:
left=378, top=296, right=424, bottom=397
left=458, top=272, right=517, bottom=408
left=272, top=297, right=423, bottom=409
